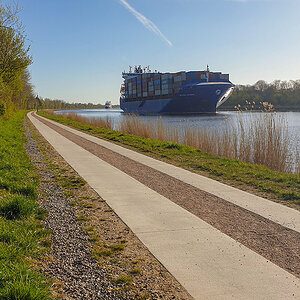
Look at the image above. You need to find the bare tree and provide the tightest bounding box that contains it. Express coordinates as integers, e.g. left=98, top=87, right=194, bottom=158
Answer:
left=254, top=80, right=268, bottom=91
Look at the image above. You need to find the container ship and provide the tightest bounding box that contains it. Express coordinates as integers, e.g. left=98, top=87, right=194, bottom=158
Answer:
left=120, top=66, right=234, bottom=114
left=105, top=100, right=112, bottom=109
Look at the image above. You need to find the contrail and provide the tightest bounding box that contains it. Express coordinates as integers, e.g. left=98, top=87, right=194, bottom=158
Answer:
left=119, top=0, right=173, bottom=47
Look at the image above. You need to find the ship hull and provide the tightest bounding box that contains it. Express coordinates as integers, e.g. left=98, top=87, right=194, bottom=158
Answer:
left=120, top=82, right=234, bottom=115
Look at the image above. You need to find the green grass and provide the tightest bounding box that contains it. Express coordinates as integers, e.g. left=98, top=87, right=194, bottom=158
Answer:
left=38, top=111, right=300, bottom=204
left=93, top=241, right=126, bottom=259
left=76, top=214, right=89, bottom=222
left=0, top=111, right=51, bottom=299
left=114, top=275, right=133, bottom=285
left=54, top=174, right=85, bottom=189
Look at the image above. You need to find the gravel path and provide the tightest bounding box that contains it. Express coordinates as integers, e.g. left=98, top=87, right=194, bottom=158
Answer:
left=25, top=122, right=123, bottom=299
left=34, top=114, right=300, bottom=279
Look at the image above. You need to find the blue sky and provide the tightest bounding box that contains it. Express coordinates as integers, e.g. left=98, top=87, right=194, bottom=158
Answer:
left=14, top=0, right=300, bottom=104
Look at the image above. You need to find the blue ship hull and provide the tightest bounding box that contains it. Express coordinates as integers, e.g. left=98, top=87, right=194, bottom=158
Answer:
left=120, top=82, right=234, bottom=115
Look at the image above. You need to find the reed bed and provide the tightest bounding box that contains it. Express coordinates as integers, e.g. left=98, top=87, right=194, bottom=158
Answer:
left=118, top=113, right=298, bottom=173
left=48, top=110, right=299, bottom=174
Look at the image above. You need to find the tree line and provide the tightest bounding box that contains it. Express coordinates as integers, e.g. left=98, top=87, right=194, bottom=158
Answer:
left=40, top=98, right=106, bottom=110
left=223, top=80, right=300, bottom=111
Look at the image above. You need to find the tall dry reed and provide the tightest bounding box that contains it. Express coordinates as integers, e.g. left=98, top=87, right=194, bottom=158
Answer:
left=249, top=113, right=290, bottom=172
left=118, top=115, right=180, bottom=143
left=118, top=114, right=153, bottom=138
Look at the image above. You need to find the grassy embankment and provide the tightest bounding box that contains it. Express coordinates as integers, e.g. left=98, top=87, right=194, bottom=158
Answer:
left=39, top=111, right=300, bottom=205
left=0, top=111, right=50, bottom=298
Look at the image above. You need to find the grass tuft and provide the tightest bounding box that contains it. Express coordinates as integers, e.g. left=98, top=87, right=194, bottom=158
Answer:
left=129, top=268, right=141, bottom=275
left=76, top=214, right=89, bottom=222
left=0, top=195, right=36, bottom=220
left=114, top=275, right=133, bottom=285
left=93, top=241, right=126, bottom=259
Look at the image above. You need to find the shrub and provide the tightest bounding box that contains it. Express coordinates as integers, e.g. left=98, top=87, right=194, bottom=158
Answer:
left=0, top=195, right=36, bottom=220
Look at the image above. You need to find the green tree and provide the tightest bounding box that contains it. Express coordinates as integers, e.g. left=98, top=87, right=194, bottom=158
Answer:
left=223, top=80, right=300, bottom=111
left=0, top=1, right=32, bottom=116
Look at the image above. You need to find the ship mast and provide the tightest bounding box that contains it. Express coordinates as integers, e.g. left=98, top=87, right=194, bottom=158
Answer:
left=206, top=65, right=210, bottom=82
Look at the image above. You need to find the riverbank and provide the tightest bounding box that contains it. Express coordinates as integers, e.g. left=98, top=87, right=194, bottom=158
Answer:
left=39, top=111, right=300, bottom=205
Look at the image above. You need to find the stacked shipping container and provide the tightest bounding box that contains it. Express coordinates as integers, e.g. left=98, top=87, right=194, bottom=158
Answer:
left=161, top=73, right=173, bottom=95
left=124, top=70, right=229, bottom=100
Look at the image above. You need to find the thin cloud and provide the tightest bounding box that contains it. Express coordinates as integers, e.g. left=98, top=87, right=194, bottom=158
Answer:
left=226, top=0, right=273, bottom=2
left=119, top=0, right=173, bottom=47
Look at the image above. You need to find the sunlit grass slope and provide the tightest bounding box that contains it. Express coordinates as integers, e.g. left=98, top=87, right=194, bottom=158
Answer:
left=39, top=111, right=300, bottom=204
left=0, top=111, right=50, bottom=299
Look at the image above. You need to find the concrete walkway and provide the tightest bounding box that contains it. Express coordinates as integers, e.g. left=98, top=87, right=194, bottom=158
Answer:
left=33, top=113, right=300, bottom=234
left=28, top=112, right=300, bottom=299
